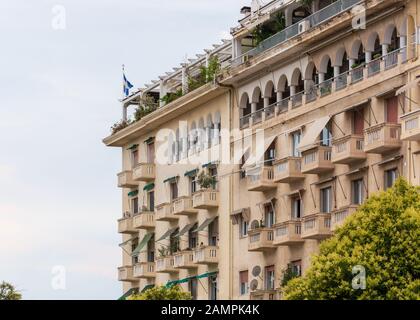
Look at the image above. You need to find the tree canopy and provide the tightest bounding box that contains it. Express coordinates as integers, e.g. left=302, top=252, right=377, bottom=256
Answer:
left=0, top=282, right=22, bottom=300
left=284, top=178, right=420, bottom=300
left=128, top=285, right=192, bottom=300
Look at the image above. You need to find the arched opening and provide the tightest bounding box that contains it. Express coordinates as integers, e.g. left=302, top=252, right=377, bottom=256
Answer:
left=291, top=68, right=304, bottom=107
left=213, top=111, right=221, bottom=145
left=336, top=50, right=349, bottom=90
left=305, top=62, right=317, bottom=102
left=277, top=75, right=290, bottom=111
left=198, top=118, right=205, bottom=151
left=318, top=0, right=335, bottom=10
left=367, top=34, right=382, bottom=76
left=384, top=26, right=400, bottom=69
left=350, top=41, right=365, bottom=82
left=240, top=93, right=251, bottom=128
left=265, top=81, right=276, bottom=106
left=206, top=114, right=213, bottom=147
left=252, top=87, right=264, bottom=123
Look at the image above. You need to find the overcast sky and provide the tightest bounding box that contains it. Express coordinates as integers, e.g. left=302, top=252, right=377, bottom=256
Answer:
left=0, top=0, right=248, bottom=299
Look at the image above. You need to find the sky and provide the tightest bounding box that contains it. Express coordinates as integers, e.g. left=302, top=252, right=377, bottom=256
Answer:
left=0, top=0, right=248, bottom=299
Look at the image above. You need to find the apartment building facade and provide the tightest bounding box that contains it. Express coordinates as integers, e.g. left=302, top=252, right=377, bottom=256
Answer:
left=103, top=0, right=420, bottom=300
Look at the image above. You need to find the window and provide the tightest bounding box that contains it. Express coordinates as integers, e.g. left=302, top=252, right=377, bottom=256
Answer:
left=147, top=235, right=155, bottom=262
left=265, top=265, right=275, bottom=290
left=386, top=96, right=398, bottom=123
left=291, top=260, right=302, bottom=276
left=208, top=218, right=219, bottom=246
left=264, top=203, right=275, bottom=228
left=292, top=132, right=301, bottom=157
left=131, top=149, right=139, bottom=168
left=209, top=275, right=218, bottom=300
left=320, top=125, right=332, bottom=147
left=147, top=191, right=155, bottom=211
left=169, top=229, right=180, bottom=254
left=351, top=179, right=364, bottom=205
left=190, top=175, right=197, bottom=194
left=352, top=109, right=364, bottom=135
left=146, top=142, right=155, bottom=163
left=188, top=224, right=198, bottom=249
left=384, top=168, right=398, bottom=189
left=208, top=166, right=218, bottom=189
left=265, top=141, right=276, bottom=166
left=188, top=278, right=198, bottom=300
left=239, top=217, right=248, bottom=238
left=131, top=197, right=139, bottom=215
left=131, top=239, right=139, bottom=264
left=291, top=197, right=302, bottom=219
left=170, top=182, right=178, bottom=201
left=239, top=271, right=249, bottom=295
left=320, top=187, right=332, bottom=213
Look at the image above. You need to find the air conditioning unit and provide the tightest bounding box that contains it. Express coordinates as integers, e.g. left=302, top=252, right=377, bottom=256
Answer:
left=298, top=20, right=311, bottom=34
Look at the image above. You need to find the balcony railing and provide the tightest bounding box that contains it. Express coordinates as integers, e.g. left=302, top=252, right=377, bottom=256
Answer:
left=351, top=65, right=364, bottom=83
left=232, top=0, right=361, bottom=66
left=334, top=72, right=348, bottom=91
left=320, top=79, right=333, bottom=97
left=367, top=57, right=381, bottom=77
left=132, top=163, right=155, bottom=182
left=364, top=122, right=402, bottom=154
left=174, top=250, right=197, bottom=269
left=277, top=97, right=289, bottom=115
left=273, top=220, right=303, bottom=246
left=240, top=114, right=251, bottom=129
left=301, top=213, right=332, bottom=240
left=331, top=134, right=366, bottom=164
left=118, top=216, right=136, bottom=234
left=155, top=203, right=178, bottom=221
left=401, top=109, right=420, bottom=141
left=291, top=91, right=304, bottom=109
left=172, top=196, right=198, bottom=216
left=331, top=205, right=358, bottom=231
left=117, top=171, right=137, bottom=188
left=193, top=246, right=219, bottom=265
left=384, top=49, right=400, bottom=69
left=252, top=109, right=264, bottom=124
left=247, top=166, right=276, bottom=191
left=273, top=157, right=304, bottom=183
left=192, top=190, right=219, bottom=209
left=156, top=256, right=178, bottom=273
left=264, top=103, right=276, bottom=120
left=118, top=266, right=136, bottom=282
left=133, top=211, right=155, bottom=230
left=248, top=228, right=275, bottom=252
left=133, top=262, right=155, bottom=278
left=301, top=145, right=334, bottom=174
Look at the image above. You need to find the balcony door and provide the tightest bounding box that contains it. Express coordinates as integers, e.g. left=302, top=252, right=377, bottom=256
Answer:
left=320, top=187, right=332, bottom=213
left=264, top=204, right=275, bottom=228
left=264, top=265, right=275, bottom=290
left=146, top=142, right=155, bottom=163
left=291, top=132, right=301, bottom=157
left=291, top=197, right=302, bottom=220
left=353, top=109, right=365, bottom=135
left=386, top=96, right=398, bottom=123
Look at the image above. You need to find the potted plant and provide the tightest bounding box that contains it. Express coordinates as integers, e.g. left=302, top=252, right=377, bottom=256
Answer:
left=197, top=171, right=217, bottom=190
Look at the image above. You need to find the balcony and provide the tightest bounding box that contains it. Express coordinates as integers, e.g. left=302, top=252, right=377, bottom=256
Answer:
left=273, top=157, right=304, bottom=183
left=133, top=262, right=155, bottom=279
left=118, top=216, right=136, bottom=234
left=248, top=228, right=275, bottom=252
left=118, top=266, right=136, bottom=282
left=331, top=205, right=358, bottom=231
left=301, top=146, right=334, bottom=174
left=173, top=251, right=197, bottom=269
left=155, top=256, right=178, bottom=273
left=332, top=135, right=366, bottom=164
left=250, top=290, right=278, bottom=300
left=155, top=203, right=178, bottom=222
left=401, top=109, right=420, bottom=141
left=172, top=196, right=198, bottom=216
left=273, top=220, right=303, bottom=246
left=364, top=123, right=402, bottom=154
left=117, top=171, right=137, bottom=188
left=301, top=213, right=332, bottom=240
left=247, top=166, right=276, bottom=192
left=192, top=190, right=219, bottom=209
left=193, top=246, right=219, bottom=265
left=133, top=212, right=155, bottom=230
left=132, top=163, right=155, bottom=182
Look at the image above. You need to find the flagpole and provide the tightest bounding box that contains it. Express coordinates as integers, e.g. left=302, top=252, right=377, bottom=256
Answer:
left=122, top=64, right=127, bottom=121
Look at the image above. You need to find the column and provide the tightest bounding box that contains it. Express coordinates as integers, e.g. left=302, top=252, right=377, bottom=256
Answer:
left=122, top=104, right=127, bottom=121
left=181, top=64, right=188, bottom=95
left=159, top=79, right=167, bottom=108
left=232, top=37, right=242, bottom=62
left=276, top=91, right=283, bottom=115
left=400, top=36, right=407, bottom=62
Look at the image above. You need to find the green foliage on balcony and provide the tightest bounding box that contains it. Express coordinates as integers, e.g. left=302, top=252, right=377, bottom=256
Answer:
left=128, top=285, right=192, bottom=300
left=252, top=12, right=286, bottom=46
left=188, top=56, right=221, bottom=91
left=284, top=178, right=420, bottom=300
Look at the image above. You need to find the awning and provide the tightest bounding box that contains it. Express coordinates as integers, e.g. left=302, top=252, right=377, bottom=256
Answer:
left=141, top=284, right=154, bottom=293
left=127, top=144, right=139, bottom=150
left=196, top=271, right=218, bottom=279
left=174, top=223, right=195, bottom=237
left=233, top=145, right=251, bottom=164
left=230, top=208, right=250, bottom=225
left=243, top=135, right=277, bottom=168
left=163, top=175, right=179, bottom=183
left=144, top=137, right=155, bottom=144
left=345, top=166, right=368, bottom=176
left=118, top=287, right=139, bottom=300
left=131, top=233, right=153, bottom=257
left=192, top=217, right=217, bottom=232
left=165, top=271, right=218, bottom=287
left=202, top=161, right=218, bottom=168
left=119, top=236, right=138, bottom=248
left=396, top=77, right=420, bottom=95
left=184, top=169, right=199, bottom=177
left=128, top=190, right=139, bottom=197
left=257, top=197, right=276, bottom=206
left=281, top=189, right=305, bottom=197
left=156, top=227, right=178, bottom=242
left=376, top=155, right=403, bottom=166
left=298, top=116, right=331, bottom=151
left=143, top=183, right=155, bottom=191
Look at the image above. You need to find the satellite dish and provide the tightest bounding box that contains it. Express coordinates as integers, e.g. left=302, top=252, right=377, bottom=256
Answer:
left=250, top=279, right=259, bottom=291
left=252, top=265, right=261, bottom=277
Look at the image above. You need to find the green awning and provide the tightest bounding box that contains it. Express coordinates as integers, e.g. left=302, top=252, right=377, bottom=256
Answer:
left=156, top=227, right=178, bottom=242
left=118, top=287, right=139, bottom=300
left=202, top=161, right=218, bottom=168
left=184, top=169, right=199, bottom=177
left=144, top=137, right=155, bottom=145
left=128, top=190, right=139, bottom=197
left=174, top=223, right=195, bottom=237
left=143, top=183, right=155, bottom=191
left=192, top=217, right=217, bottom=232
left=163, top=176, right=179, bottom=183
left=141, top=284, right=154, bottom=293
left=196, top=271, right=218, bottom=279
left=127, top=144, right=139, bottom=150
left=131, top=233, right=153, bottom=257
left=165, top=272, right=218, bottom=288
left=119, top=236, right=138, bottom=248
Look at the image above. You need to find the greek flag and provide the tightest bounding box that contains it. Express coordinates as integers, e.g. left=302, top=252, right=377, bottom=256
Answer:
left=123, top=73, right=133, bottom=97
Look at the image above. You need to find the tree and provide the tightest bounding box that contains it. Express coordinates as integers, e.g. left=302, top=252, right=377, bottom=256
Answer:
left=284, top=178, right=420, bottom=300
left=0, top=282, right=22, bottom=300
left=128, top=285, right=192, bottom=300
